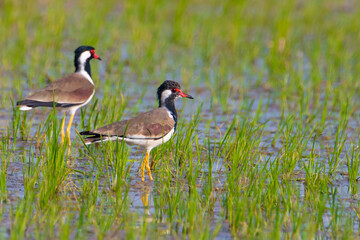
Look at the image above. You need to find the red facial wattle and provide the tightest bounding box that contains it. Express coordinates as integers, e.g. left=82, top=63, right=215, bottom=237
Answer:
left=171, top=88, right=193, bottom=99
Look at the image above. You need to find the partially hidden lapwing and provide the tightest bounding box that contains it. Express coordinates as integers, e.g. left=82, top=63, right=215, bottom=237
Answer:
left=80, top=80, right=193, bottom=182
left=17, top=45, right=101, bottom=145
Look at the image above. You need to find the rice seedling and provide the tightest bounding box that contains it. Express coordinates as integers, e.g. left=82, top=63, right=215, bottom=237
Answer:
left=0, top=157, right=7, bottom=202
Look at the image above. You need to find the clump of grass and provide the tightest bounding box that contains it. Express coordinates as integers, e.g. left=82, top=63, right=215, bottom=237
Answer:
left=346, top=142, right=360, bottom=195
left=0, top=155, right=7, bottom=202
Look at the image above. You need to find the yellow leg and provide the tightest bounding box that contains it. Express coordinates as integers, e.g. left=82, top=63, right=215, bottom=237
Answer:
left=141, top=156, right=146, bottom=182
left=60, top=113, right=66, bottom=144
left=145, top=151, right=153, bottom=181
left=140, top=187, right=151, bottom=215
left=66, top=113, right=75, bottom=146
left=141, top=192, right=149, bottom=207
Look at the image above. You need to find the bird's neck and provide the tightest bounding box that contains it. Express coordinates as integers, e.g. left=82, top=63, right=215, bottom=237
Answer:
left=160, top=97, right=178, bottom=130
left=75, top=59, right=92, bottom=77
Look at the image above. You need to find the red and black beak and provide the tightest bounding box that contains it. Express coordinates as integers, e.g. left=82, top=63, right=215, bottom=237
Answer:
left=180, top=91, right=194, bottom=99
left=93, top=53, right=102, bottom=60
left=90, top=50, right=102, bottom=60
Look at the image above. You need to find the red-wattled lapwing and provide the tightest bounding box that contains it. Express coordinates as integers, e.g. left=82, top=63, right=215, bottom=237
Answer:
left=17, top=46, right=101, bottom=145
left=80, top=80, right=193, bottom=182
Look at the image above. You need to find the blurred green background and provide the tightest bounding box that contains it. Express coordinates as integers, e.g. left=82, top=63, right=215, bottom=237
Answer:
left=2, top=0, right=360, bottom=115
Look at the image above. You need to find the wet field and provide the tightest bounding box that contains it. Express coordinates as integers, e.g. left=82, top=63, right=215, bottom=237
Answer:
left=2, top=0, right=360, bottom=238
left=2, top=80, right=360, bottom=238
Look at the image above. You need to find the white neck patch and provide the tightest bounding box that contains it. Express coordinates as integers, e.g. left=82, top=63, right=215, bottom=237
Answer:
left=77, top=51, right=91, bottom=71
left=160, top=89, right=172, bottom=105
left=76, top=50, right=94, bottom=85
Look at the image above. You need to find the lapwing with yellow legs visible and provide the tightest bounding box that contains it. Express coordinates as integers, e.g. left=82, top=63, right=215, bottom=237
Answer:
left=17, top=46, right=101, bottom=146
left=80, top=80, right=193, bottom=181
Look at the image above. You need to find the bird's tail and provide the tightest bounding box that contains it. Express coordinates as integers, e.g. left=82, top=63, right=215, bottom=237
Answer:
left=80, top=131, right=112, bottom=145
left=16, top=100, right=34, bottom=111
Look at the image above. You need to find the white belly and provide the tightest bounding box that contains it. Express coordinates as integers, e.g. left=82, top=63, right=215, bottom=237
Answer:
left=110, top=128, right=175, bottom=151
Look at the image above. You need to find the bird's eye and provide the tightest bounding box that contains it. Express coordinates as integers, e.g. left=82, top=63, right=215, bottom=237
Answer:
left=90, top=50, right=95, bottom=55
left=171, top=88, right=177, bottom=93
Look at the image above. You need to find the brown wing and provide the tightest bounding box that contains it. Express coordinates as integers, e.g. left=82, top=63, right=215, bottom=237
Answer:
left=24, top=73, right=94, bottom=104
left=91, top=108, right=175, bottom=139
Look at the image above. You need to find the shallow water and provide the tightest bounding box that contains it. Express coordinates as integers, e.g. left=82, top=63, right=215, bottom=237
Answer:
left=1, top=82, right=360, bottom=238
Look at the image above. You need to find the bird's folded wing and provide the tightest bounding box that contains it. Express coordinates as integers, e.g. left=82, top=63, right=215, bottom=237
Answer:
left=24, top=73, right=94, bottom=104
left=92, top=108, right=175, bottom=139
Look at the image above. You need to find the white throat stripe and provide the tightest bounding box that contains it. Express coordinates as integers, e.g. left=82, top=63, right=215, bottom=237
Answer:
left=160, top=89, right=172, bottom=104
left=78, top=51, right=91, bottom=67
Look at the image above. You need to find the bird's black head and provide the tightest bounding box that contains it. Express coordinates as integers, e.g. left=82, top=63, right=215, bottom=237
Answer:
left=157, top=80, right=193, bottom=107
left=157, top=80, right=181, bottom=100
left=74, top=45, right=95, bottom=55
left=73, top=45, right=101, bottom=76
left=74, top=45, right=101, bottom=62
